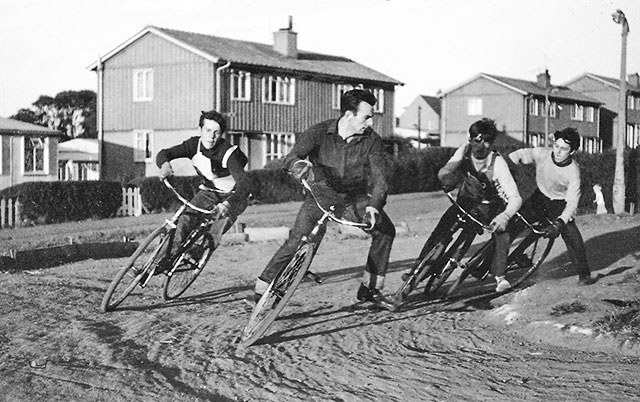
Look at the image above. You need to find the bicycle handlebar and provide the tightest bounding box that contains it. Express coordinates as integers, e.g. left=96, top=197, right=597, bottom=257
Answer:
left=162, top=178, right=219, bottom=215
left=301, top=179, right=369, bottom=229
left=513, top=212, right=549, bottom=235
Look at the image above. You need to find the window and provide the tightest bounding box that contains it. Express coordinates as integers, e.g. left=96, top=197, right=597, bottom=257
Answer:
left=582, top=137, right=600, bottom=154
left=332, top=84, right=354, bottom=109
left=571, top=104, right=584, bottom=121
left=548, top=102, right=557, bottom=118
left=23, top=136, right=48, bottom=174
left=231, top=70, right=251, bottom=101
left=133, top=68, right=153, bottom=101
left=528, top=99, right=540, bottom=116
left=133, top=130, right=153, bottom=162
left=0, top=135, right=3, bottom=174
left=371, top=88, right=384, bottom=113
left=264, top=132, right=294, bottom=163
left=585, top=106, right=595, bottom=122
left=467, top=98, right=482, bottom=116
left=262, top=76, right=295, bottom=105
left=628, top=95, right=640, bottom=110
left=627, top=124, right=640, bottom=148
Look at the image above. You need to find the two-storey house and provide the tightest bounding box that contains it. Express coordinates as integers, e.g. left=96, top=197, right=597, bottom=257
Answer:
left=564, top=72, right=640, bottom=149
left=89, top=22, right=402, bottom=181
left=440, top=71, right=602, bottom=153
left=0, top=117, right=61, bottom=191
left=396, top=95, right=441, bottom=148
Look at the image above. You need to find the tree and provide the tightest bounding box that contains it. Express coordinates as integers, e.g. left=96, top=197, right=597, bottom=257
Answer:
left=10, top=90, right=97, bottom=139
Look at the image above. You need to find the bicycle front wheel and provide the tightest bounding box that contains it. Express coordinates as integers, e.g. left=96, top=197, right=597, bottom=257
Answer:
left=101, top=227, right=169, bottom=312
left=504, top=231, right=555, bottom=289
left=240, top=242, right=315, bottom=347
left=424, top=228, right=476, bottom=297
left=445, top=240, right=492, bottom=298
left=392, top=241, right=446, bottom=304
left=162, top=230, right=215, bottom=300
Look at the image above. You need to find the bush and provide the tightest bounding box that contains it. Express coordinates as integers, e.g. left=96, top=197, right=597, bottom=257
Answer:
left=0, top=181, right=122, bottom=224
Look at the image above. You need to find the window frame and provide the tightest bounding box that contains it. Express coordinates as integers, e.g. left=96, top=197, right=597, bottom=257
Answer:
left=263, top=132, right=295, bottom=165
left=262, top=75, right=296, bottom=105
left=0, top=135, right=3, bottom=175
left=529, top=98, right=540, bottom=116
left=133, top=130, right=153, bottom=162
left=585, top=106, right=595, bottom=123
left=231, top=70, right=251, bottom=101
left=22, top=135, right=49, bottom=175
left=133, top=68, right=154, bottom=102
left=571, top=104, right=584, bottom=121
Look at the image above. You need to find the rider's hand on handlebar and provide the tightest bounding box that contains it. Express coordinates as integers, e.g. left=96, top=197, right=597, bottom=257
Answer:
left=159, top=162, right=173, bottom=178
left=440, top=173, right=458, bottom=193
left=490, top=212, right=510, bottom=232
left=542, top=218, right=564, bottom=239
left=216, top=201, right=230, bottom=218
left=290, top=160, right=312, bottom=182
left=363, top=206, right=379, bottom=231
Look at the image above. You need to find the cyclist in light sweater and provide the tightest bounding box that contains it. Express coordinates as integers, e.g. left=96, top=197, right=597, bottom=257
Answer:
left=507, top=127, right=596, bottom=285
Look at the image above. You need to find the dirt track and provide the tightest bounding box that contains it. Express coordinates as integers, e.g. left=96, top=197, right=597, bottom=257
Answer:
left=2, top=193, right=640, bottom=401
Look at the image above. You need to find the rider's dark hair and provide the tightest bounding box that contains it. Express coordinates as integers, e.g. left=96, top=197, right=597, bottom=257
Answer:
left=468, top=118, right=498, bottom=143
left=340, top=89, right=377, bottom=115
left=199, top=110, right=227, bottom=133
left=553, top=127, right=580, bottom=151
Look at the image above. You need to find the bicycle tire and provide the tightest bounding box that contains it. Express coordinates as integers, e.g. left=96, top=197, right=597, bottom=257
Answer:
left=444, top=241, right=492, bottom=298
left=392, top=241, right=446, bottom=304
left=162, top=230, right=215, bottom=300
left=240, top=242, right=315, bottom=347
left=424, top=228, right=476, bottom=296
left=101, top=226, right=169, bottom=312
left=504, top=231, right=555, bottom=289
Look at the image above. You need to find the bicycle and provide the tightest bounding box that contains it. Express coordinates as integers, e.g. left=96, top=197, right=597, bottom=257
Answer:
left=101, top=178, right=225, bottom=312
left=239, top=179, right=369, bottom=347
left=443, top=211, right=555, bottom=299
left=392, top=192, right=494, bottom=307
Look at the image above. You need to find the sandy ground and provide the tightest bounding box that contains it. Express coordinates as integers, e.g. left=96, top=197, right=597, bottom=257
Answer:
left=1, top=192, right=640, bottom=401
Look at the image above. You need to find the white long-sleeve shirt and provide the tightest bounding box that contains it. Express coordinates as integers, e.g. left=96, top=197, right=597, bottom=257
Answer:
left=508, top=147, right=580, bottom=223
left=439, top=143, right=522, bottom=219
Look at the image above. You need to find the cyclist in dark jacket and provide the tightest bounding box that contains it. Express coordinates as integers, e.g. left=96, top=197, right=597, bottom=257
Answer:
left=155, top=110, right=252, bottom=271
left=250, top=89, right=396, bottom=310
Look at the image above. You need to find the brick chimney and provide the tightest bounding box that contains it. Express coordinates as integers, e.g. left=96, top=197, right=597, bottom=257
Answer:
left=273, top=16, right=297, bottom=58
left=536, top=69, right=551, bottom=88
left=628, top=73, right=640, bottom=88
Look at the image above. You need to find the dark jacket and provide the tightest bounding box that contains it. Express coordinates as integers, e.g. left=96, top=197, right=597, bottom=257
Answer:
left=283, top=118, right=388, bottom=210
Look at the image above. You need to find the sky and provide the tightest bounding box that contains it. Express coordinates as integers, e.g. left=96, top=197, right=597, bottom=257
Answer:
left=1, top=0, right=639, bottom=118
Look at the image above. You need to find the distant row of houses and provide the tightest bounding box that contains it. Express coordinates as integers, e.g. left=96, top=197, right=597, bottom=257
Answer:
left=1, top=20, right=639, bottom=191
left=397, top=71, right=640, bottom=153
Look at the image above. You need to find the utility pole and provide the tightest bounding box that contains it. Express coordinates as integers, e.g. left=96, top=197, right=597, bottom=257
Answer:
left=417, top=105, right=422, bottom=150
left=612, top=9, right=629, bottom=214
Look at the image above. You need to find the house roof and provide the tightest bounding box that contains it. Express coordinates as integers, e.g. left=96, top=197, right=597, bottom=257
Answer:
left=443, top=73, right=602, bottom=105
left=89, top=25, right=403, bottom=86
left=563, top=72, right=640, bottom=94
left=419, top=95, right=441, bottom=115
left=0, top=117, right=62, bottom=136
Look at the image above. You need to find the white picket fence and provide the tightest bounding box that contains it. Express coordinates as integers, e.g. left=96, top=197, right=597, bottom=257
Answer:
left=118, top=187, right=143, bottom=217
left=0, top=187, right=143, bottom=229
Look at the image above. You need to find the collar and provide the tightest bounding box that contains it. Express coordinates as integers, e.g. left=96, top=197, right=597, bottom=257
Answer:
left=327, top=119, right=369, bottom=143
left=551, top=152, right=573, bottom=167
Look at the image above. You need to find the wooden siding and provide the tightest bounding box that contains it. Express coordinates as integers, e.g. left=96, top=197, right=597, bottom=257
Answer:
left=224, top=72, right=395, bottom=136
left=444, top=77, right=525, bottom=145
left=103, top=33, right=215, bottom=131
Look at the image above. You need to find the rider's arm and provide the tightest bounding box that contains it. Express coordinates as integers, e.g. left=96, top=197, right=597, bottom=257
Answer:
left=507, top=148, right=535, bottom=165
left=492, top=155, right=522, bottom=219
left=224, top=149, right=253, bottom=207
left=282, top=127, right=319, bottom=172
left=156, top=138, right=198, bottom=167
left=367, top=134, right=389, bottom=211
left=438, top=143, right=467, bottom=181
left=558, top=165, right=581, bottom=224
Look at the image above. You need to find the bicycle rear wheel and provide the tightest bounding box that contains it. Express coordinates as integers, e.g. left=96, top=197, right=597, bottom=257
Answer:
left=162, top=230, right=215, bottom=300
left=504, top=231, right=555, bottom=289
left=101, top=227, right=169, bottom=312
left=240, top=242, right=315, bottom=347
left=424, top=229, right=476, bottom=297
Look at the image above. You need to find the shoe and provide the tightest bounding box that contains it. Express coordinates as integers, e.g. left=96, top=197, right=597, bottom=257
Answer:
left=578, top=276, right=597, bottom=286
left=495, top=276, right=512, bottom=293
left=243, top=293, right=262, bottom=307
left=356, top=284, right=395, bottom=311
